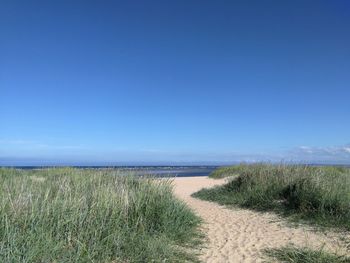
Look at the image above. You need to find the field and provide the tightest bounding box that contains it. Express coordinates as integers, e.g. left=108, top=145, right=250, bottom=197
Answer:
left=0, top=168, right=201, bottom=262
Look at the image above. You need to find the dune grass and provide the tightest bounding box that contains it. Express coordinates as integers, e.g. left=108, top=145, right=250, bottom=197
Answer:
left=0, top=168, right=202, bottom=262
left=209, top=164, right=250, bottom=179
left=193, top=164, right=350, bottom=230
left=265, top=246, right=350, bottom=263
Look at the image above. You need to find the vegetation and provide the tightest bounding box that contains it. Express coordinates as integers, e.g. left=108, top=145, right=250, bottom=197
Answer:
left=0, top=168, right=202, bottom=262
left=193, top=163, right=350, bottom=229
left=265, top=246, right=350, bottom=263
left=209, top=164, right=250, bottom=178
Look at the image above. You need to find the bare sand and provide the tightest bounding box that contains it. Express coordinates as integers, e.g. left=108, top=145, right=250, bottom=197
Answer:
left=173, top=176, right=349, bottom=263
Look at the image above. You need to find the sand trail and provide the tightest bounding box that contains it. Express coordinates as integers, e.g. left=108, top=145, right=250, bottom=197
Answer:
left=173, top=177, right=349, bottom=263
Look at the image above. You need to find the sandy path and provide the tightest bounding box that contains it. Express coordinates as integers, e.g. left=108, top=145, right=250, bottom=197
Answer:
left=173, top=177, right=349, bottom=263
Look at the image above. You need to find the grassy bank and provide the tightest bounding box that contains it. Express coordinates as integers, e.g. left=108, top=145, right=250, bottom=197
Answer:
left=265, top=246, right=350, bottom=263
left=193, top=164, right=350, bottom=229
left=0, top=168, right=202, bottom=262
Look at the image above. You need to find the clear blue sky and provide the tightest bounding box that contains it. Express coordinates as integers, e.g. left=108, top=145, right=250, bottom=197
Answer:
left=1, top=1, right=350, bottom=165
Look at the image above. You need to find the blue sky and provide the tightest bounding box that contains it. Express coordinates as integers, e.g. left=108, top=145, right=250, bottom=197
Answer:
left=1, top=1, right=350, bottom=165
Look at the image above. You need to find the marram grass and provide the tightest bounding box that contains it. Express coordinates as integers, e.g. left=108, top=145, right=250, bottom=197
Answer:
left=193, top=163, right=350, bottom=230
left=264, top=246, right=350, bottom=263
left=0, top=168, right=202, bottom=262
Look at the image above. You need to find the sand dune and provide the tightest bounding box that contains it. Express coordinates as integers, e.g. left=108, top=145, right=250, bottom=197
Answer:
left=173, top=177, right=349, bottom=263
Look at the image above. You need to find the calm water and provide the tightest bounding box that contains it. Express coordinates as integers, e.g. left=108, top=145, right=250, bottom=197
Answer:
left=6, top=166, right=219, bottom=177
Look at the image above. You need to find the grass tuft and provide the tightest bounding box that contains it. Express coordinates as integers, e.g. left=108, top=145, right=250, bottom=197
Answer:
left=0, top=168, right=202, bottom=262
left=194, top=163, right=350, bottom=230
left=264, top=246, right=350, bottom=263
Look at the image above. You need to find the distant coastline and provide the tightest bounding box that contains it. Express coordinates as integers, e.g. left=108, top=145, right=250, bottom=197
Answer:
left=1, top=163, right=349, bottom=169
left=0, top=165, right=219, bottom=177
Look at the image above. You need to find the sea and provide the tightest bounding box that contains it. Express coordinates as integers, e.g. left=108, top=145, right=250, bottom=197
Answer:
left=4, top=166, right=219, bottom=177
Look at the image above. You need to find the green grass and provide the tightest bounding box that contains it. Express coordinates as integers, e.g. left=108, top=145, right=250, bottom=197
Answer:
left=209, top=164, right=252, bottom=179
left=193, top=163, right=350, bottom=230
left=265, top=246, right=350, bottom=263
left=0, top=168, right=202, bottom=262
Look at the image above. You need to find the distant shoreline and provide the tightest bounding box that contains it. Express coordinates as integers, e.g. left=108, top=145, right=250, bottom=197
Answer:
left=1, top=163, right=349, bottom=169
left=0, top=166, right=219, bottom=177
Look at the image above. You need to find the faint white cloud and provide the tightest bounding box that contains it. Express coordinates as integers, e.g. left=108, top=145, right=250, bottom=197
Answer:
left=1, top=138, right=349, bottom=165
left=0, top=139, right=86, bottom=150
left=0, top=139, right=37, bottom=145
left=289, top=144, right=350, bottom=163
left=298, top=146, right=314, bottom=154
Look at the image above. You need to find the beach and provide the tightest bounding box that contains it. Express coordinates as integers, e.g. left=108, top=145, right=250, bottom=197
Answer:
left=173, top=176, right=350, bottom=263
